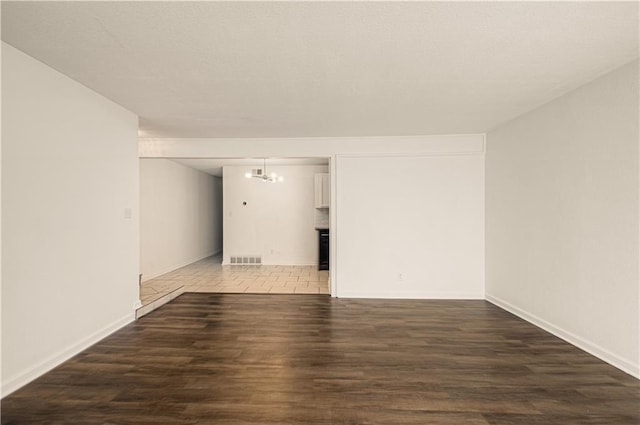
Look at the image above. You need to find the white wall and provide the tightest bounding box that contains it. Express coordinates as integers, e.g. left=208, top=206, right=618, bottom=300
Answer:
left=140, top=159, right=222, bottom=281
left=141, top=135, right=485, bottom=296
left=336, top=154, right=485, bottom=298
left=139, top=135, right=484, bottom=158
left=486, top=60, right=639, bottom=377
left=223, top=165, right=328, bottom=265
left=1, top=43, right=140, bottom=395
left=1, top=29, right=4, bottom=393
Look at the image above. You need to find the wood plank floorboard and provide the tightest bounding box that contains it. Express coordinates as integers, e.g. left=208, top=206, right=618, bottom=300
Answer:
left=2, top=293, right=639, bottom=424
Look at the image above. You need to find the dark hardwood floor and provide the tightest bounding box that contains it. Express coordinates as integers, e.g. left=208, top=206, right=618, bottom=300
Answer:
left=2, top=293, right=639, bottom=424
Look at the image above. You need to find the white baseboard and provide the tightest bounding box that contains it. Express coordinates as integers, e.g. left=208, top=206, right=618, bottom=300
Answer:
left=336, top=290, right=485, bottom=299
left=486, top=294, right=639, bottom=379
left=142, top=249, right=220, bottom=282
left=1, top=312, right=135, bottom=398
left=261, top=260, right=316, bottom=266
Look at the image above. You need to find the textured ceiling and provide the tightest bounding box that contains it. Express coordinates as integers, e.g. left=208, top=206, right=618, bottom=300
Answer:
left=2, top=1, right=638, bottom=139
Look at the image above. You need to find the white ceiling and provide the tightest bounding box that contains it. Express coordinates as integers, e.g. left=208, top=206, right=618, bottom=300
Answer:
left=169, top=157, right=329, bottom=177
left=2, top=1, right=638, bottom=139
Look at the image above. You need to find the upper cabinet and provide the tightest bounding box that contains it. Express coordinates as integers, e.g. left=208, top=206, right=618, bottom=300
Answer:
left=314, top=173, right=330, bottom=209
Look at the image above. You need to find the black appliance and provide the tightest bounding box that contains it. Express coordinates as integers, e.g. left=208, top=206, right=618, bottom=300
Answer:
left=317, top=229, right=329, bottom=270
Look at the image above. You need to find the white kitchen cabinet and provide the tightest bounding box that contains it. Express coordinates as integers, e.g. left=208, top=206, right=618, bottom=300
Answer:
left=314, top=173, right=330, bottom=208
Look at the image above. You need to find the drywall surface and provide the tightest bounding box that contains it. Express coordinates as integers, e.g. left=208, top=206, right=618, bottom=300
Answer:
left=140, top=159, right=222, bottom=281
left=139, top=134, right=484, bottom=158
left=0, top=36, right=4, bottom=395
left=1, top=43, right=140, bottom=395
left=140, top=134, right=485, bottom=296
left=223, top=165, right=328, bottom=265
left=486, top=60, right=639, bottom=377
left=336, top=154, right=485, bottom=298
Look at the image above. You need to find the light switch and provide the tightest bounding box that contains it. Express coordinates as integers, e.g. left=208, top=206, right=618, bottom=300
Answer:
left=124, top=208, right=132, bottom=219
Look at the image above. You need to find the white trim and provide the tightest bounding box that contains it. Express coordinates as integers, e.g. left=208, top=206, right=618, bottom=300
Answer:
left=336, top=291, right=485, bottom=299
left=330, top=155, right=337, bottom=298
left=139, top=134, right=485, bottom=158
left=139, top=134, right=484, bottom=145
left=637, top=32, right=640, bottom=383
left=1, top=312, right=135, bottom=397
left=335, top=151, right=484, bottom=159
left=141, top=249, right=220, bottom=282
left=260, top=261, right=317, bottom=266
left=486, top=294, right=640, bottom=379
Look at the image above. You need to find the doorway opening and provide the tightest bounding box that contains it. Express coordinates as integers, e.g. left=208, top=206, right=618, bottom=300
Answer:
left=138, top=157, right=332, bottom=310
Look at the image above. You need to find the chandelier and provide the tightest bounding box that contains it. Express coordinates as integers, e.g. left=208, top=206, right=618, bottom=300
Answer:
left=244, top=158, right=284, bottom=183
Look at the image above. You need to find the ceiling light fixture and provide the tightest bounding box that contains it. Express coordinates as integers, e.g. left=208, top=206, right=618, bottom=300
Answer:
left=244, top=158, right=284, bottom=183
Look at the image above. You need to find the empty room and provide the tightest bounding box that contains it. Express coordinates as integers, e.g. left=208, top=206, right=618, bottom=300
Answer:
left=1, top=2, right=639, bottom=424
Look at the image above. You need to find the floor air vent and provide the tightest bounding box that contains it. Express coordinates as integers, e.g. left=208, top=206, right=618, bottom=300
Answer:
left=230, top=255, right=262, bottom=265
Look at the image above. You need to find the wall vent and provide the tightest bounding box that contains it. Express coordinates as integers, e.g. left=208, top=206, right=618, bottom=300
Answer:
left=230, top=255, right=262, bottom=265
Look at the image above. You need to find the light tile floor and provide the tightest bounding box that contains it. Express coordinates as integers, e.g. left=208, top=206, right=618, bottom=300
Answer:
left=140, top=255, right=330, bottom=306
